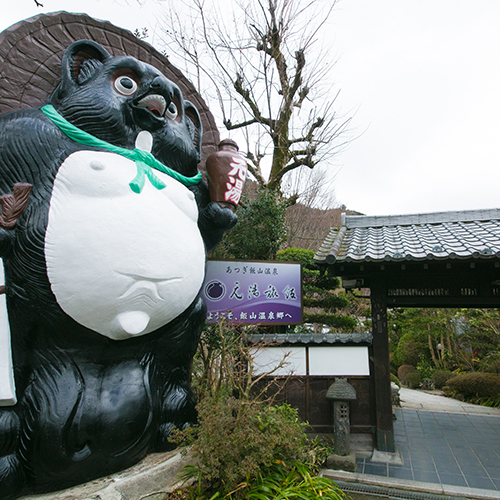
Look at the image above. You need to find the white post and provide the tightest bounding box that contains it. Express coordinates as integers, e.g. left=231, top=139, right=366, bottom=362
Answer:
left=0, top=258, right=16, bottom=406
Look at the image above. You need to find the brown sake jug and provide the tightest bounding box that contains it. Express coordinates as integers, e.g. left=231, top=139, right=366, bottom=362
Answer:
left=206, top=139, right=247, bottom=211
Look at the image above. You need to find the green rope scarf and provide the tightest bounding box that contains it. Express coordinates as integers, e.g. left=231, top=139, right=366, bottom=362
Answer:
left=41, top=105, right=202, bottom=193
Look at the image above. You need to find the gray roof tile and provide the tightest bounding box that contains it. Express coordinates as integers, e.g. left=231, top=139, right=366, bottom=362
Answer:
left=247, top=332, right=372, bottom=345
left=314, top=208, right=500, bottom=264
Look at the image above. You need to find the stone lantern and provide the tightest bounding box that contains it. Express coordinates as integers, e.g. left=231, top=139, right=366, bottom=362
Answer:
left=326, top=377, right=357, bottom=470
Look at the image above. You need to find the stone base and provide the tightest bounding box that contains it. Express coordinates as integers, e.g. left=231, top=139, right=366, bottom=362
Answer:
left=326, top=451, right=357, bottom=472
left=371, top=448, right=403, bottom=465
left=350, top=433, right=373, bottom=459
left=19, top=449, right=195, bottom=500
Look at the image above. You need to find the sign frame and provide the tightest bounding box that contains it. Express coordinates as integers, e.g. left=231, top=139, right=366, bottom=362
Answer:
left=201, top=259, right=303, bottom=325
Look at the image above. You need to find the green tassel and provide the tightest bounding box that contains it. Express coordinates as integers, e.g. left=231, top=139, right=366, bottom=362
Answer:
left=41, top=105, right=202, bottom=194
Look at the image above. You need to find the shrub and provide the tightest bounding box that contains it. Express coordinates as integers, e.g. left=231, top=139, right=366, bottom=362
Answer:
left=416, top=358, right=434, bottom=380
left=304, top=295, right=350, bottom=310
left=405, top=372, right=423, bottom=389
left=189, top=396, right=323, bottom=496
left=242, top=461, right=345, bottom=500
left=394, top=332, right=428, bottom=367
left=445, top=372, right=500, bottom=399
left=277, top=247, right=316, bottom=267
left=302, top=313, right=357, bottom=330
left=177, top=461, right=344, bottom=500
left=391, top=374, right=401, bottom=388
left=479, top=351, right=500, bottom=374
left=475, top=395, right=500, bottom=409
left=398, top=365, right=416, bottom=385
left=215, top=188, right=288, bottom=260
left=432, top=370, right=453, bottom=389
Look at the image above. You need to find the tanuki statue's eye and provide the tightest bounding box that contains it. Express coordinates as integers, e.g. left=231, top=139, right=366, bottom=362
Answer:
left=165, top=102, right=178, bottom=121
left=114, top=76, right=138, bottom=96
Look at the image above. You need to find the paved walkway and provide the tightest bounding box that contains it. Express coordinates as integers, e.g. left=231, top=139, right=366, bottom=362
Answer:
left=355, top=388, right=500, bottom=493
left=399, top=388, right=500, bottom=416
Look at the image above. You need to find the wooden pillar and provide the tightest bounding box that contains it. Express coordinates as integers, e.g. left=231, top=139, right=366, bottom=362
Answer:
left=370, top=280, right=395, bottom=452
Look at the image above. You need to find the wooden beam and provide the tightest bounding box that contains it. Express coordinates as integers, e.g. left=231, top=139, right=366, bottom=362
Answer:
left=370, top=279, right=395, bottom=452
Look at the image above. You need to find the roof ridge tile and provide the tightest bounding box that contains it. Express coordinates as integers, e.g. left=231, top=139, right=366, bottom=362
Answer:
left=315, top=208, right=500, bottom=264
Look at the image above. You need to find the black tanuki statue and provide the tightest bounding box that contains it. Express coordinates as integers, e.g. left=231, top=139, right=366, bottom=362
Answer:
left=0, top=40, right=236, bottom=499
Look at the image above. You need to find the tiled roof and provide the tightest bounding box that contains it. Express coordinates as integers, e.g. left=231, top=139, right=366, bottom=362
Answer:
left=247, top=332, right=372, bottom=345
left=314, top=208, right=500, bottom=264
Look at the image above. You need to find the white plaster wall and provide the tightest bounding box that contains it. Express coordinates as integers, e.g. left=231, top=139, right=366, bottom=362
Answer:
left=251, top=347, right=306, bottom=376
left=309, top=346, right=369, bottom=376
left=251, top=345, right=370, bottom=377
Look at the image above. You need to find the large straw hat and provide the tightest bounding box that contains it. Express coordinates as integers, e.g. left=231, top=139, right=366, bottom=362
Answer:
left=0, top=11, right=219, bottom=164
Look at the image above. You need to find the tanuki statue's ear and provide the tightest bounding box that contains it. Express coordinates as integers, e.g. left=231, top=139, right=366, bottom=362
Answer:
left=51, top=40, right=111, bottom=103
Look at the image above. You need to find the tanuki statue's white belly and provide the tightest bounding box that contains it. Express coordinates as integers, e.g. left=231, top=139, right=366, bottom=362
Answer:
left=45, top=149, right=205, bottom=340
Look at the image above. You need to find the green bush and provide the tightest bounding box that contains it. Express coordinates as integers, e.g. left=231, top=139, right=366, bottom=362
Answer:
left=474, top=395, right=500, bottom=409
left=394, top=332, right=429, bottom=367
left=391, top=374, right=401, bottom=388
left=445, top=372, right=500, bottom=399
left=479, top=351, right=500, bottom=374
left=405, top=372, right=423, bottom=389
left=177, top=461, right=344, bottom=500
left=277, top=247, right=354, bottom=331
left=215, top=188, right=288, bottom=260
left=242, top=461, right=345, bottom=500
left=397, top=364, right=416, bottom=385
left=189, top=396, right=323, bottom=496
left=302, top=313, right=357, bottom=330
left=431, top=370, right=453, bottom=389
left=276, top=247, right=316, bottom=267
left=304, top=295, right=350, bottom=310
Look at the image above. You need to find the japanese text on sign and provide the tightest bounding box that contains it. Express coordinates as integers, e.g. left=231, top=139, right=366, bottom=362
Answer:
left=225, top=156, right=247, bottom=205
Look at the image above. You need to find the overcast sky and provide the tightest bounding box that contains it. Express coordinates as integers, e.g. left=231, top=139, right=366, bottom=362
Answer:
left=2, top=0, right=500, bottom=216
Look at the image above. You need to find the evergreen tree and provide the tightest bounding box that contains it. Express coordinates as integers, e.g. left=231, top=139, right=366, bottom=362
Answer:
left=211, top=188, right=288, bottom=261
left=276, top=247, right=358, bottom=332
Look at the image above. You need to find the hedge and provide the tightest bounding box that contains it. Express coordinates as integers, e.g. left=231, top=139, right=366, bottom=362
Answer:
left=406, top=372, right=423, bottom=389
left=431, top=370, right=453, bottom=390
left=302, top=313, right=358, bottom=330
left=445, top=372, right=500, bottom=398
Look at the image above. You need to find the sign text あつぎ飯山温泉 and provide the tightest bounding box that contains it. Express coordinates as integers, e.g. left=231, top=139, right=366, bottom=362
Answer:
left=201, top=260, right=302, bottom=325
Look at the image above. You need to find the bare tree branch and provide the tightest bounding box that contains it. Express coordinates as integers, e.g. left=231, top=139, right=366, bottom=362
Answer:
left=224, top=117, right=259, bottom=130
left=160, top=0, right=351, bottom=199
